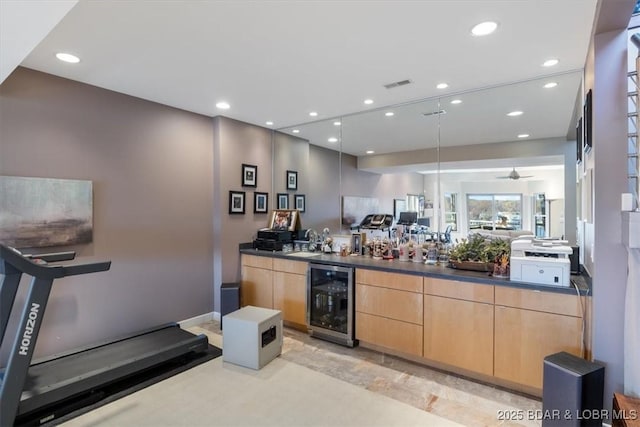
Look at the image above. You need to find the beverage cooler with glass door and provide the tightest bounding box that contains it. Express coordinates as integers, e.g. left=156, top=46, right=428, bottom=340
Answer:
left=307, top=263, right=357, bottom=347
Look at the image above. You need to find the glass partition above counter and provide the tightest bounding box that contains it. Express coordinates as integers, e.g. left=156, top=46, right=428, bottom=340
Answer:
left=275, top=70, right=582, bottom=242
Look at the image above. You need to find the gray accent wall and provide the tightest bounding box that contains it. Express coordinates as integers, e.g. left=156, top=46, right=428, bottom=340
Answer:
left=0, top=68, right=214, bottom=359
left=588, top=27, right=633, bottom=410
left=213, top=116, right=274, bottom=313
left=0, top=66, right=427, bottom=355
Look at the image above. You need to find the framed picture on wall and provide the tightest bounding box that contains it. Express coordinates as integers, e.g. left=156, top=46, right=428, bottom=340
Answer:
left=277, top=193, right=289, bottom=209
left=576, top=117, right=583, bottom=164
left=294, top=194, right=305, bottom=212
left=229, top=191, right=245, bottom=214
left=242, top=163, right=257, bottom=187
left=254, top=192, right=268, bottom=213
left=286, top=170, right=298, bottom=190
left=269, top=209, right=298, bottom=231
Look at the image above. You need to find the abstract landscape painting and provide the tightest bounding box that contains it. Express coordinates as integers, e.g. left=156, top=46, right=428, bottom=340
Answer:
left=342, top=196, right=379, bottom=227
left=0, top=176, right=93, bottom=248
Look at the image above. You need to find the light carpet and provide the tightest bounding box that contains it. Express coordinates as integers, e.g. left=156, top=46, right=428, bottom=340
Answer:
left=61, top=352, right=461, bottom=426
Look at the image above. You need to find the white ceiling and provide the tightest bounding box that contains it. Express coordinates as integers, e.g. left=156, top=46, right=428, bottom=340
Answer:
left=280, top=70, right=582, bottom=158
left=12, top=1, right=599, bottom=166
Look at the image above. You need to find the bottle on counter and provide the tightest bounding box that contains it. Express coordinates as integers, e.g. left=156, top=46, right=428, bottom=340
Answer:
left=426, top=243, right=438, bottom=264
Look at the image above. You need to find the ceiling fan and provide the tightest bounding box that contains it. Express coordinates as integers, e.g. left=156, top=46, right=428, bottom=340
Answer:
left=496, top=167, right=534, bottom=180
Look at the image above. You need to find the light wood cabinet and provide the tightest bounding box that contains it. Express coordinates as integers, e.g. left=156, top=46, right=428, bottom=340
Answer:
left=241, top=264, right=273, bottom=308
left=495, top=286, right=582, bottom=316
left=242, top=254, right=273, bottom=270
left=494, top=287, right=583, bottom=389
left=494, top=305, right=582, bottom=389
left=240, top=253, right=588, bottom=396
left=356, top=284, right=422, bottom=324
left=357, top=268, right=423, bottom=292
left=273, top=259, right=308, bottom=328
left=241, top=255, right=273, bottom=309
left=423, top=278, right=494, bottom=376
left=240, top=255, right=308, bottom=328
left=423, top=294, right=494, bottom=376
left=355, top=269, right=423, bottom=357
left=424, top=277, right=494, bottom=304
left=356, top=312, right=423, bottom=356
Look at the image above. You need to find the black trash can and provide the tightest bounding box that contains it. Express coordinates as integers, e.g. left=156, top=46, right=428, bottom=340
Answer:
left=220, top=282, right=240, bottom=330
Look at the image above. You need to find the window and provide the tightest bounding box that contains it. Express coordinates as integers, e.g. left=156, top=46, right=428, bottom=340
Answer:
left=444, top=193, right=458, bottom=231
left=534, top=193, right=547, bottom=238
left=467, top=194, right=522, bottom=231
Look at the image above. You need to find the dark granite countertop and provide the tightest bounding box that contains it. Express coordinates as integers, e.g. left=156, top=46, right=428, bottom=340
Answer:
left=239, top=246, right=591, bottom=296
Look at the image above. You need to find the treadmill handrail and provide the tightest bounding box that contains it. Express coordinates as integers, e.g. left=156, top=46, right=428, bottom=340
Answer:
left=0, top=244, right=111, bottom=279
left=24, top=250, right=76, bottom=263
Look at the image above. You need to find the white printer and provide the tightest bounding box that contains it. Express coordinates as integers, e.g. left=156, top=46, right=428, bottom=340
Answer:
left=509, top=237, right=573, bottom=287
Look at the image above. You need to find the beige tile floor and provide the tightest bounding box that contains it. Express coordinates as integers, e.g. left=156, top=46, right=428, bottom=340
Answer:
left=63, top=320, right=543, bottom=427
left=194, top=320, right=543, bottom=427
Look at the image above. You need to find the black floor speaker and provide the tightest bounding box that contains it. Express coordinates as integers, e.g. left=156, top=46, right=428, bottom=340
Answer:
left=542, top=352, right=605, bottom=426
left=220, top=282, right=240, bottom=330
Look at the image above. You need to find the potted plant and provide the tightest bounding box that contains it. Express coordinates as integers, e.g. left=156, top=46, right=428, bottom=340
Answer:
left=483, top=238, right=511, bottom=277
left=448, top=234, right=511, bottom=273
left=448, top=234, right=491, bottom=271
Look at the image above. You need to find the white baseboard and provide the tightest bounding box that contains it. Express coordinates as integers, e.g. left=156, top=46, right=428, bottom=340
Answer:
left=178, top=311, right=219, bottom=328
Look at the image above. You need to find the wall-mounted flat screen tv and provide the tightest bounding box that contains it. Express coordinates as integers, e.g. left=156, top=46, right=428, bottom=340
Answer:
left=583, top=89, right=592, bottom=153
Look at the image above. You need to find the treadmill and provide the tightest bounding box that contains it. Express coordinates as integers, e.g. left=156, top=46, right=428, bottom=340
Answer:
left=0, top=244, right=210, bottom=426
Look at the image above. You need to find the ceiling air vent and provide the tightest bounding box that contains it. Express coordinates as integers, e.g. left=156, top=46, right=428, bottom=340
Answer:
left=423, top=110, right=447, bottom=117
left=384, top=79, right=412, bottom=89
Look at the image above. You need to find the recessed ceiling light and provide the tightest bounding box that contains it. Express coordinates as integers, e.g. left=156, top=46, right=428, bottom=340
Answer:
left=333, top=121, right=341, bottom=126
left=364, top=99, right=374, bottom=105
left=385, top=111, right=394, bottom=117
left=265, top=121, right=274, bottom=126
left=309, top=111, right=318, bottom=117
left=215, top=101, right=230, bottom=110
left=507, top=111, right=523, bottom=117
left=544, top=82, right=558, bottom=89
left=366, top=150, right=375, bottom=154
left=471, top=21, right=498, bottom=36
left=542, top=59, right=559, bottom=67
left=292, top=129, right=300, bottom=134
left=56, top=52, right=80, bottom=63
left=436, top=83, right=449, bottom=89
left=328, top=137, right=338, bottom=143
left=450, top=99, right=462, bottom=104
left=517, top=134, right=530, bottom=138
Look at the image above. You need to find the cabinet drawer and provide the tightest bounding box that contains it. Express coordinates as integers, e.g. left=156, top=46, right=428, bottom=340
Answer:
left=356, top=312, right=422, bottom=357
left=273, top=258, right=308, bottom=275
left=356, top=284, right=423, bottom=325
left=241, top=254, right=273, bottom=270
left=424, top=277, right=494, bottom=304
left=495, top=286, right=582, bottom=317
left=356, top=269, right=422, bottom=293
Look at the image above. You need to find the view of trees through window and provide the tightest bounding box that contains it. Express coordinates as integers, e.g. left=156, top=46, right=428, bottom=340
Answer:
left=444, top=193, right=458, bottom=231
left=467, top=194, right=522, bottom=231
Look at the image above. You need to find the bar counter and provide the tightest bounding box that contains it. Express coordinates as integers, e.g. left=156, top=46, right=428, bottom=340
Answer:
left=239, top=246, right=591, bottom=295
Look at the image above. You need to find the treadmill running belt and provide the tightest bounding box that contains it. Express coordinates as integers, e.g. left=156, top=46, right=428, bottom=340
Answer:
left=18, top=325, right=208, bottom=417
